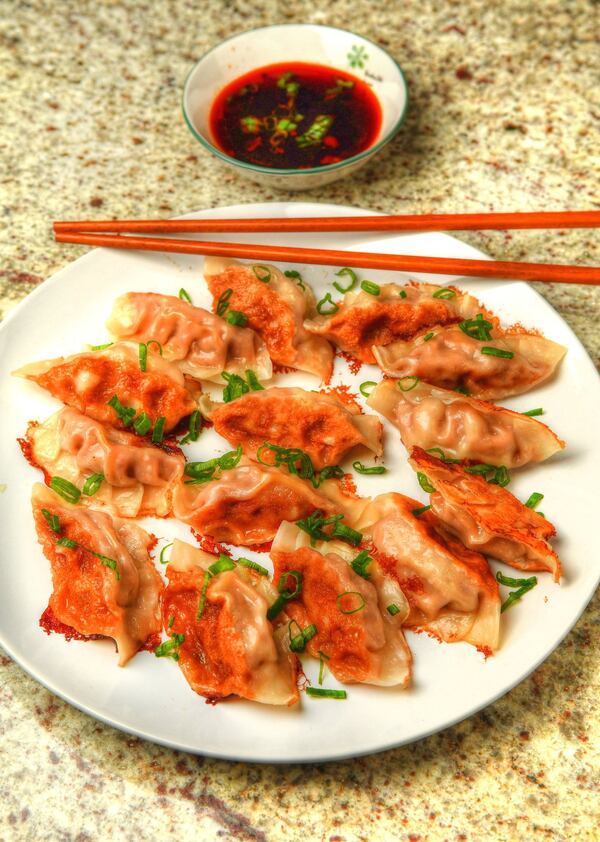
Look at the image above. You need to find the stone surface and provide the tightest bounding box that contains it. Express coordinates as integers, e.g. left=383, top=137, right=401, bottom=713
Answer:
left=0, top=1, right=598, bottom=840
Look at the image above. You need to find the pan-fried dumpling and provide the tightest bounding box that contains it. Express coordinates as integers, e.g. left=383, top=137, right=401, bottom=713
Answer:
left=374, top=326, right=566, bottom=400
left=368, top=379, right=564, bottom=468
left=357, top=493, right=500, bottom=651
left=172, top=461, right=339, bottom=546
left=208, top=386, right=383, bottom=471
left=14, top=341, right=197, bottom=433
left=26, top=407, right=184, bottom=518
left=106, top=292, right=272, bottom=383
left=32, top=483, right=162, bottom=665
left=203, top=257, right=334, bottom=380
left=270, top=522, right=412, bottom=686
left=162, top=540, right=299, bottom=705
left=304, top=282, right=490, bottom=364
left=409, top=447, right=561, bottom=581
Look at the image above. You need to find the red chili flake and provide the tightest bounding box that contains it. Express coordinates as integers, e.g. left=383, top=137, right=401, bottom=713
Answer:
left=190, top=529, right=232, bottom=557
left=251, top=541, right=273, bottom=554
left=320, top=155, right=342, bottom=165
left=319, top=384, right=361, bottom=412
left=39, top=605, right=103, bottom=642
left=247, top=137, right=262, bottom=152
left=323, top=135, right=340, bottom=148
left=336, top=350, right=363, bottom=375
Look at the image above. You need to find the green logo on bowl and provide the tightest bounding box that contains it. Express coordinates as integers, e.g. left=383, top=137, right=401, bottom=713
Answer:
left=347, top=45, right=368, bottom=69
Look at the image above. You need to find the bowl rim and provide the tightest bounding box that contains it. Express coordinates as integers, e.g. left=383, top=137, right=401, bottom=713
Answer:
left=181, top=23, right=409, bottom=178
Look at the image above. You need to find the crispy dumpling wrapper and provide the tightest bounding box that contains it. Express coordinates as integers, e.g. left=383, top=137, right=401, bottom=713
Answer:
left=357, top=493, right=501, bottom=651
left=304, top=282, right=491, bottom=364
left=409, top=447, right=561, bottom=581
left=271, top=522, right=412, bottom=687
left=208, top=386, right=383, bottom=471
left=374, top=326, right=566, bottom=400
left=14, top=340, right=197, bottom=432
left=203, top=257, right=334, bottom=380
left=173, top=460, right=350, bottom=546
left=106, top=291, right=272, bottom=383
left=162, top=540, right=299, bottom=705
left=27, top=407, right=184, bottom=518
left=368, top=378, right=564, bottom=468
left=32, top=483, right=162, bottom=665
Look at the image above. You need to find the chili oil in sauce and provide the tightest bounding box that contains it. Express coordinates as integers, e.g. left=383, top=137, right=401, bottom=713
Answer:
left=209, top=62, right=382, bottom=169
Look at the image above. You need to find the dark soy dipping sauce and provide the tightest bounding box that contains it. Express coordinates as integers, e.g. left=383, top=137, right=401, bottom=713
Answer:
left=209, top=62, right=383, bottom=170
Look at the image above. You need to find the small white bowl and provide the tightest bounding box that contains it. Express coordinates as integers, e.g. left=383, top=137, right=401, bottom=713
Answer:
left=182, top=24, right=408, bottom=191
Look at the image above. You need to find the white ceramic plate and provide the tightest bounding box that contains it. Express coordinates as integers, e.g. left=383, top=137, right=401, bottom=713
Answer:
left=1, top=202, right=599, bottom=764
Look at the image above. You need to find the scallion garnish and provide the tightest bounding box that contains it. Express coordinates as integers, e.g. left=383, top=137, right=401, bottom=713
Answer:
left=333, top=267, right=358, bottom=294
left=155, top=632, right=185, bottom=661
left=316, top=292, right=339, bottom=316
left=146, top=339, right=163, bottom=356
left=237, top=557, right=269, bottom=576
left=398, top=290, right=407, bottom=299
left=222, top=370, right=263, bottom=403
left=496, top=570, right=538, bottom=613
left=522, top=408, right=544, bottom=417
left=525, top=492, right=544, bottom=510
left=336, top=591, right=366, bottom=614
left=318, top=651, right=330, bottom=685
left=179, top=409, right=202, bottom=445
left=41, top=508, right=61, bottom=533
left=151, top=416, right=166, bottom=444
left=107, top=394, right=136, bottom=427
left=90, top=342, right=114, bottom=351
left=387, top=603, right=401, bottom=616
left=331, top=522, right=362, bottom=546
left=481, top=346, right=514, bottom=359
left=267, top=569, right=304, bottom=621
left=138, top=342, right=148, bottom=372
left=226, top=310, right=248, bottom=327
left=253, top=265, right=271, bottom=283
left=417, top=472, right=435, bottom=493
left=56, top=537, right=78, bottom=549
left=350, top=549, right=371, bottom=579
left=422, top=332, right=434, bottom=343
left=425, top=447, right=460, bottom=463
left=464, top=463, right=496, bottom=475
left=159, top=542, right=173, bottom=565
left=458, top=313, right=493, bottom=341
left=218, top=444, right=243, bottom=470
left=397, top=376, right=420, bottom=392
left=284, top=269, right=306, bottom=290
left=196, top=570, right=212, bottom=620
left=179, top=288, right=192, bottom=303
left=216, top=288, right=233, bottom=317
left=432, top=288, right=456, bottom=299
left=184, top=446, right=243, bottom=485
left=359, top=381, right=377, bottom=397
left=353, top=461, right=386, bottom=475
left=56, top=537, right=120, bottom=580
left=82, top=473, right=104, bottom=496
left=256, top=442, right=338, bottom=488
left=488, top=465, right=511, bottom=487
left=288, top=620, right=317, bottom=653
left=50, top=476, right=81, bottom=505
left=305, top=687, right=347, bottom=700
left=318, top=465, right=344, bottom=483
left=454, top=385, right=470, bottom=396
left=133, top=412, right=152, bottom=436
left=245, top=369, right=264, bottom=392
left=168, top=614, right=175, bottom=629
left=412, top=504, right=431, bottom=517
left=209, top=554, right=236, bottom=575
left=360, top=280, right=380, bottom=296
left=464, top=463, right=511, bottom=487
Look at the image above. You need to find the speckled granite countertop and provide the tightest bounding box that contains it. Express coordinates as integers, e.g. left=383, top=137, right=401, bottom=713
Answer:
left=1, top=1, right=598, bottom=839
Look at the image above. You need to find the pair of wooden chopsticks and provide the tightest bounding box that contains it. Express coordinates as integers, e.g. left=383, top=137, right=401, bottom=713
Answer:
left=53, top=211, right=600, bottom=285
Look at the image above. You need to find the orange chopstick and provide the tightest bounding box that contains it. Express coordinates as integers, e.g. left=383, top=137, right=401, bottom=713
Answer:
left=53, top=231, right=600, bottom=285
left=53, top=210, right=600, bottom=235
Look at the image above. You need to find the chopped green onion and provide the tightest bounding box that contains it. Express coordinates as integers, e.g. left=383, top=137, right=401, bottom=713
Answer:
left=387, top=603, right=401, bottom=616
left=138, top=342, right=148, bottom=372
left=458, top=313, right=493, bottom=341
left=288, top=621, right=317, bottom=653
left=333, top=267, right=358, bottom=294
left=525, top=492, right=544, bottom=510
left=488, top=465, right=511, bottom=487
left=226, top=310, right=248, bottom=327
left=337, top=591, right=366, bottom=614
left=353, top=461, right=386, bottom=475
left=316, top=293, right=339, bottom=316
left=296, top=510, right=342, bottom=543
left=303, top=624, right=317, bottom=643
left=185, top=458, right=218, bottom=478
left=180, top=410, right=202, bottom=445
left=159, top=542, right=173, bottom=565
left=398, top=290, right=407, bottom=299
left=168, top=614, right=175, bottom=629
left=330, top=522, right=363, bottom=547
left=359, top=381, right=377, bottom=397
left=245, top=369, right=264, bottom=391
left=318, top=465, right=344, bottom=483
left=179, top=288, right=192, bottom=303
left=417, top=472, right=435, bottom=493
left=209, top=554, right=236, bottom=575
left=155, top=632, right=185, bottom=661
left=222, top=369, right=262, bottom=402
left=412, top=504, right=431, bottom=517
left=146, top=339, right=163, bottom=356
left=350, top=549, right=371, bottom=579
left=278, top=570, right=303, bottom=599
left=422, top=332, right=434, bottom=343
left=133, top=412, right=152, bottom=436
left=284, top=269, right=306, bottom=290
left=464, top=463, right=496, bottom=475
left=151, top=417, right=166, bottom=444
left=522, top=408, right=544, bottom=417
left=196, top=570, right=212, bottom=620
left=50, top=476, right=81, bottom=505
left=90, top=342, right=114, bottom=351
left=496, top=570, right=538, bottom=613
left=305, top=687, right=347, bottom=700
left=496, top=571, right=535, bottom=588
left=432, top=288, right=456, bottom=299
left=454, top=385, right=470, bottom=396
left=425, top=447, right=460, bottom=463
left=107, top=395, right=136, bottom=427
left=481, top=346, right=514, bottom=359
left=397, top=376, right=420, bottom=392
left=318, top=651, right=330, bottom=685
left=266, top=594, right=287, bottom=621
left=216, top=288, right=233, bottom=317
left=218, top=444, right=243, bottom=470
left=57, top=537, right=78, bottom=549
left=237, top=557, right=269, bottom=576
left=360, top=280, right=380, bottom=296
left=41, top=508, right=61, bottom=533
left=253, top=265, right=271, bottom=283
left=82, top=473, right=104, bottom=496
left=295, top=114, right=333, bottom=148
left=56, top=537, right=120, bottom=580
